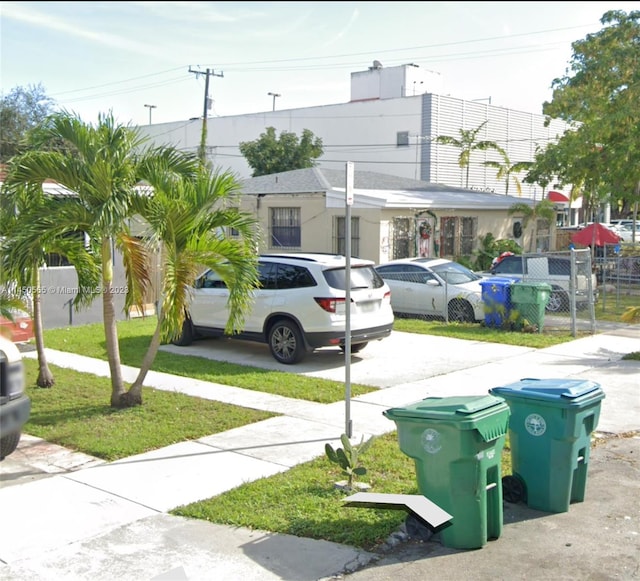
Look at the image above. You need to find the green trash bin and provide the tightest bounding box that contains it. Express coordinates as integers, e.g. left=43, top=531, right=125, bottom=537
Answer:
left=383, top=395, right=510, bottom=550
left=490, top=378, right=605, bottom=513
left=510, top=282, right=552, bottom=332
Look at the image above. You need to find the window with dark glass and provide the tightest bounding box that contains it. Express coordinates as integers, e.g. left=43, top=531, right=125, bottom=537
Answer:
left=334, top=216, right=360, bottom=257
left=397, top=131, right=410, bottom=146
left=270, top=208, right=301, bottom=248
left=274, top=264, right=316, bottom=289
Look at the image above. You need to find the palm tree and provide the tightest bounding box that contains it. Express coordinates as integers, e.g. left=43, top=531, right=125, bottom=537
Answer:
left=434, top=120, right=501, bottom=188
left=483, top=148, right=533, bottom=196
left=120, top=167, right=260, bottom=406
left=4, top=111, right=199, bottom=407
left=0, top=180, right=101, bottom=387
left=508, top=199, right=556, bottom=252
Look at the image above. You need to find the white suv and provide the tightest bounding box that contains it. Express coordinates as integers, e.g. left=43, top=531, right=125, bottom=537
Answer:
left=174, top=253, right=394, bottom=364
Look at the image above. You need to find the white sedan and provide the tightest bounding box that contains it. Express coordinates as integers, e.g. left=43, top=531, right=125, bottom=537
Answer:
left=374, top=258, right=485, bottom=323
left=611, top=223, right=637, bottom=244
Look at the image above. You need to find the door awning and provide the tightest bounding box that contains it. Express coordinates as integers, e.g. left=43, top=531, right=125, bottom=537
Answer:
left=548, top=190, right=570, bottom=203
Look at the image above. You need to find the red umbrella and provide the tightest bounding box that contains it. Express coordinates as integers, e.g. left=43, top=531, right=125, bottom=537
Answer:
left=571, top=223, right=621, bottom=247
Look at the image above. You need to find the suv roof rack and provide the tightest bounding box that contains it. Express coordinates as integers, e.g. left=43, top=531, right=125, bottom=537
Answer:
left=260, top=253, right=347, bottom=263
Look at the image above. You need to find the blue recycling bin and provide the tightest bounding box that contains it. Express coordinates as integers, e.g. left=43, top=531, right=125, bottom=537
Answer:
left=480, top=278, right=514, bottom=328
left=489, top=378, right=605, bottom=513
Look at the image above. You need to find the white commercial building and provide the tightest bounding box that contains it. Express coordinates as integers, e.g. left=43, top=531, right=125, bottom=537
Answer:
left=137, top=62, right=574, bottom=206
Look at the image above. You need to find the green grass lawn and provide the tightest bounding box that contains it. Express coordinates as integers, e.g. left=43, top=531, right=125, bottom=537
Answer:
left=170, top=429, right=515, bottom=550
left=22, top=355, right=514, bottom=550
left=391, top=317, right=577, bottom=347
left=42, top=317, right=378, bottom=404
left=23, top=313, right=633, bottom=550
left=23, top=359, right=276, bottom=461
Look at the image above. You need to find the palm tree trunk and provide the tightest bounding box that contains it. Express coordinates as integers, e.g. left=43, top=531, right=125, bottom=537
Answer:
left=102, top=238, right=126, bottom=407
left=33, top=267, right=54, bottom=388
left=122, top=310, right=165, bottom=406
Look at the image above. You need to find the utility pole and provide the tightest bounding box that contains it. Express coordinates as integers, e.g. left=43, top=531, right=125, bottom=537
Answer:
left=144, top=104, right=156, bottom=125
left=268, top=92, right=281, bottom=111
left=189, top=67, right=224, bottom=165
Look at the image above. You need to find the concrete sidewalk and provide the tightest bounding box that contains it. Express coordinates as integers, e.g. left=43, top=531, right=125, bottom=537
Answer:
left=1, top=328, right=639, bottom=580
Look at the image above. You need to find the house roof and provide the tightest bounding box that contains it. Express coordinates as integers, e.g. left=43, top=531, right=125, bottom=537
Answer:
left=240, top=167, right=534, bottom=211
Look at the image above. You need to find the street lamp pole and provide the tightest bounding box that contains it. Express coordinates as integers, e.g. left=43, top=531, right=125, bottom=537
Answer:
left=267, top=92, right=281, bottom=111
left=144, top=104, right=157, bottom=125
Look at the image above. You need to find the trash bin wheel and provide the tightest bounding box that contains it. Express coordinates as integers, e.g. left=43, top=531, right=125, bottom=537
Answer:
left=404, top=513, right=434, bottom=542
left=502, top=474, right=526, bottom=504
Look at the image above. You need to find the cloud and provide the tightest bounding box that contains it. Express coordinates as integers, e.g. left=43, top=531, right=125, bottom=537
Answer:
left=323, top=8, right=360, bottom=48
left=1, top=2, right=159, bottom=57
left=129, top=1, right=243, bottom=24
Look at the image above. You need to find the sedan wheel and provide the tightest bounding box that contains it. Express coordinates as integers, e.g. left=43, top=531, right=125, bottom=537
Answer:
left=448, top=299, right=475, bottom=323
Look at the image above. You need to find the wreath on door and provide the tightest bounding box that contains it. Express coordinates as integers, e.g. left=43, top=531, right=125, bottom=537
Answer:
left=419, top=221, right=432, bottom=239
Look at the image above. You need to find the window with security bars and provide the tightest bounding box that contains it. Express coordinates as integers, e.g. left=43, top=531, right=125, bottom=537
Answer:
left=270, top=207, right=301, bottom=248
left=393, top=217, right=411, bottom=259
left=460, top=217, right=477, bottom=255
left=334, top=216, right=360, bottom=257
left=441, top=216, right=477, bottom=257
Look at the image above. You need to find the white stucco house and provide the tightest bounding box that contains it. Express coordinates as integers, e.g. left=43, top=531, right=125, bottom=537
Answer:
left=236, top=167, right=548, bottom=265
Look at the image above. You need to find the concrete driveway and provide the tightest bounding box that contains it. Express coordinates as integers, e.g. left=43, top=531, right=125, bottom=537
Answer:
left=160, top=331, right=535, bottom=388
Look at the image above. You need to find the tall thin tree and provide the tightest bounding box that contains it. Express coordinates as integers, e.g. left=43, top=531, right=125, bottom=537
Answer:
left=483, top=147, right=532, bottom=196
left=0, top=180, right=100, bottom=387
left=434, top=121, right=501, bottom=188
left=4, top=111, right=198, bottom=407
left=120, top=167, right=260, bottom=406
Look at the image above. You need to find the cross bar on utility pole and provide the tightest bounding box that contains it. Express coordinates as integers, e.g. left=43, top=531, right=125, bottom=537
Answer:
left=189, top=67, right=224, bottom=165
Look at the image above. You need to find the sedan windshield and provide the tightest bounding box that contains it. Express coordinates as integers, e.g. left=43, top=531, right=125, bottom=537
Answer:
left=431, top=262, right=482, bottom=284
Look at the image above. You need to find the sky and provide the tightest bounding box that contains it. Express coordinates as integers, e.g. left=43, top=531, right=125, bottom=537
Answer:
left=2, top=1, right=639, bottom=126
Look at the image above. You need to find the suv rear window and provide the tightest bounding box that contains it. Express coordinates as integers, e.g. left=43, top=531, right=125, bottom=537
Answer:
left=258, top=262, right=317, bottom=290
left=322, top=265, right=385, bottom=290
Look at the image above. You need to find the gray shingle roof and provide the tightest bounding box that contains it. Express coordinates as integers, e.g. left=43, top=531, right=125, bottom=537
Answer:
left=240, top=167, right=534, bottom=210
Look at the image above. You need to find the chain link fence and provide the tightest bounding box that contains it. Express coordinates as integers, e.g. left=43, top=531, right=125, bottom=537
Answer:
left=593, top=245, right=640, bottom=322
left=505, top=249, right=597, bottom=336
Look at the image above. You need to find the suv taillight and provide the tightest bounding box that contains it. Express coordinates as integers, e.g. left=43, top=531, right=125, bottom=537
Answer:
left=314, top=297, right=346, bottom=313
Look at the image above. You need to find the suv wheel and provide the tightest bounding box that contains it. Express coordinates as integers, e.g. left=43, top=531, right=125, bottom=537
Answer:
left=546, top=289, right=568, bottom=313
left=173, top=317, right=194, bottom=346
left=268, top=320, right=307, bottom=364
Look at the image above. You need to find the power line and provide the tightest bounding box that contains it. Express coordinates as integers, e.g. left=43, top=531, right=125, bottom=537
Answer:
left=203, top=23, right=596, bottom=67
left=44, top=22, right=595, bottom=106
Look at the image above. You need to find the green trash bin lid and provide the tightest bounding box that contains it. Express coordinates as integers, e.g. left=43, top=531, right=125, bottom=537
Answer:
left=490, top=378, right=605, bottom=406
left=384, top=395, right=510, bottom=441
